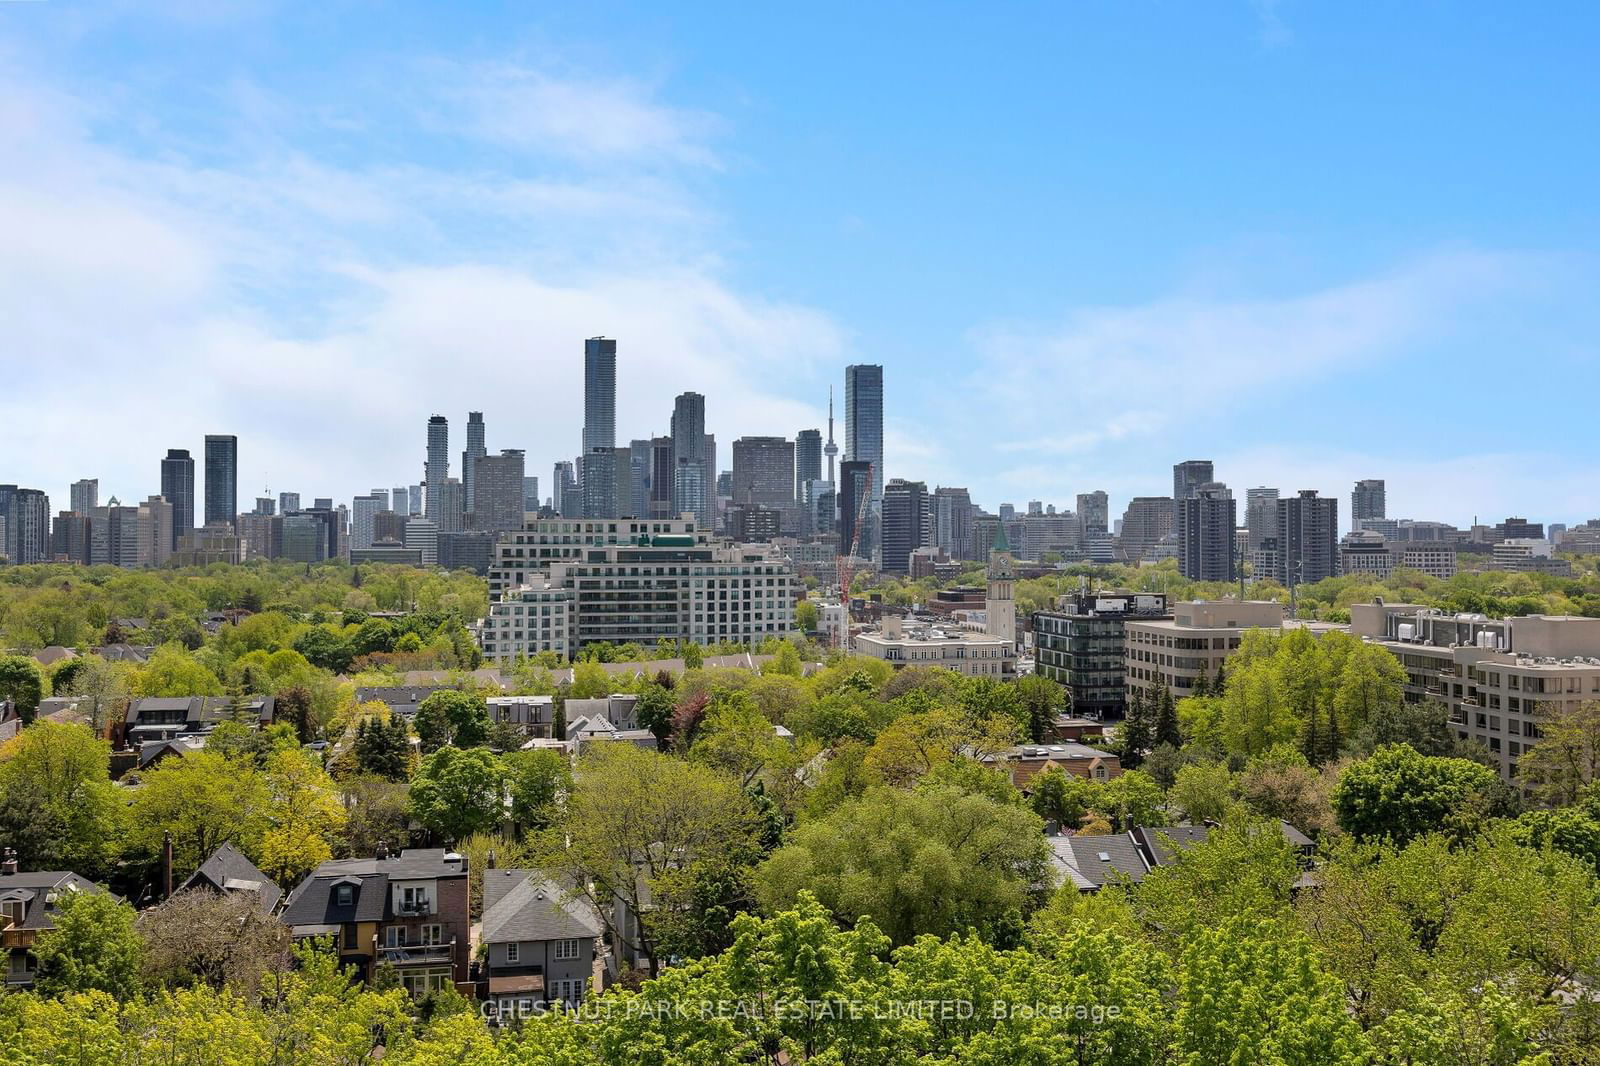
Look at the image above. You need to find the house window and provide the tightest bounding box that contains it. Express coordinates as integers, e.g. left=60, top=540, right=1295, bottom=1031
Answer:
left=553, top=938, right=582, bottom=961
left=505, top=942, right=520, bottom=964
left=549, top=978, right=583, bottom=1006
left=1, top=901, right=23, bottom=925
left=421, top=924, right=443, bottom=946
left=336, top=885, right=354, bottom=907
left=383, top=927, right=403, bottom=948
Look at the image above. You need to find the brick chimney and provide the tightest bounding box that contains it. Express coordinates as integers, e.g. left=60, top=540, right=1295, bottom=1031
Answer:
left=487, top=848, right=496, bottom=870
left=1, top=848, right=17, bottom=875
left=376, top=839, right=389, bottom=860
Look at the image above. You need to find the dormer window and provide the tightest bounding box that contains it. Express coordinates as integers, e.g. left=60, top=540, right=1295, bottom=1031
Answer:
left=336, top=885, right=354, bottom=907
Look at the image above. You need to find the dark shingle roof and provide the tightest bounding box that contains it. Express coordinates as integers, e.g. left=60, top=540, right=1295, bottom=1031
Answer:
left=480, top=869, right=602, bottom=947
left=178, top=842, right=282, bottom=914
left=1049, top=833, right=1151, bottom=889
left=280, top=870, right=390, bottom=926
left=0, top=872, right=105, bottom=930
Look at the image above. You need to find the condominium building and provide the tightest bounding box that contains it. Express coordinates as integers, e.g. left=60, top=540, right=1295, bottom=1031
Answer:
left=1245, top=487, right=1279, bottom=553
left=934, top=486, right=975, bottom=560
left=203, top=435, right=238, bottom=528
left=1351, top=479, right=1386, bottom=531
left=1351, top=603, right=1600, bottom=781
left=479, top=519, right=795, bottom=659
left=472, top=450, right=526, bottom=533
left=1076, top=491, right=1109, bottom=535
left=424, top=415, right=449, bottom=521
left=1033, top=592, right=1170, bottom=720
left=880, top=478, right=931, bottom=574
left=462, top=411, right=487, bottom=516
left=582, top=338, right=617, bottom=458
left=69, top=479, right=98, bottom=515
left=1176, top=483, right=1236, bottom=581
left=1274, top=490, right=1339, bottom=586
left=1172, top=460, right=1214, bottom=502
left=853, top=614, right=1015, bottom=678
left=731, top=436, right=795, bottom=507
left=1125, top=599, right=1286, bottom=700
left=1117, top=497, right=1174, bottom=564
left=794, top=430, right=822, bottom=501
left=161, top=450, right=196, bottom=550
left=0, top=487, right=51, bottom=565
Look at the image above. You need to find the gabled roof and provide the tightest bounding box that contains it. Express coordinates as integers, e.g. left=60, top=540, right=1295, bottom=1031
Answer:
left=0, top=871, right=105, bottom=930
left=480, top=869, right=602, bottom=947
left=280, top=869, right=389, bottom=927
left=178, top=842, right=281, bottom=915
left=1050, top=833, right=1151, bottom=889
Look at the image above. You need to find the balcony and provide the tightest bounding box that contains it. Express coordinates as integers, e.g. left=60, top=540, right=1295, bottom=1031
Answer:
left=378, top=940, right=455, bottom=966
left=394, top=900, right=434, bottom=917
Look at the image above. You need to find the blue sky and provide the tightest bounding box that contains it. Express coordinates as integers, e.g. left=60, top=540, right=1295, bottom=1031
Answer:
left=3, top=1, right=1598, bottom=526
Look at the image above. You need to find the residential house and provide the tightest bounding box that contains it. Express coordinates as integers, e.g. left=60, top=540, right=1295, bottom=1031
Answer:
left=480, top=868, right=604, bottom=1013
left=353, top=686, right=450, bottom=719
left=278, top=847, right=470, bottom=998
left=484, top=695, right=555, bottom=738
left=982, top=743, right=1122, bottom=792
left=177, top=842, right=282, bottom=915
left=119, top=695, right=275, bottom=751
left=562, top=694, right=640, bottom=731
left=0, top=851, right=108, bottom=989
left=1050, top=823, right=1315, bottom=892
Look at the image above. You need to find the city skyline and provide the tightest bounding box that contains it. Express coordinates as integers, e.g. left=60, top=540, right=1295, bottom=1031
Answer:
left=4, top=6, right=1600, bottom=522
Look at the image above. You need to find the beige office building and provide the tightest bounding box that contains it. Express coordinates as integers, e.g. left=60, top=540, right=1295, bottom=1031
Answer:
left=1350, top=603, right=1600, bottom=781
left=1125, top=599, right=1286, bottom=699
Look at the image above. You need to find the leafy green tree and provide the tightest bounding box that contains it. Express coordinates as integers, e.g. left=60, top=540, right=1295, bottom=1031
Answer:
left=1015, top=674, right=1062, bottom=744
left=33, top=891, right=143, bottom=1000
left=412, top=690, right=489, bottom=752
left=0, top=722, right=123, bottom=875
left=1237, top=744, right=1334, bottom=838
left=64, top=657, right=132, bottom=733
left=755, top=783, right=1049, bottom=945
left=1028, top=766, right=1098, bottom=829
left=501, top=747, right=570, bottom=830
left=349, top=618, right=397, bottom=657
left=1099, top=770, right=1168, bottom=831
left=1332, top=744, right=1500, bottom=845
left=761, top=641, right=803, bottom=677
left=0, top=656, right=46, bottom=725
left=353, top=716, right=411, bottom=781
left=795, top=600, right=819, bottom=632
left=1170, top=762, right=1235, bottom=825
left=1517, top=699, right=1600, bottom=806
left=291, top=626, right=354, bottom=674
left=1118, top=686, right=1155, bottom=769
left=1153, top=684, right=1181, bottom=749
left=128, top=751, right=270, bottom=879
left=538, top=744, right=755, bottom=978
left=132, top=644, right=223, bottom=698
left=407, top=746, right=504, bottom=842
left=682, top=641, right=704, bottom=669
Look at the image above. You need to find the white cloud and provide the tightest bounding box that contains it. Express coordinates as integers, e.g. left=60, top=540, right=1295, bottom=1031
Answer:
left=0, top=58, right=836, bottom=510
left=430, top=61, right=721, bottom=167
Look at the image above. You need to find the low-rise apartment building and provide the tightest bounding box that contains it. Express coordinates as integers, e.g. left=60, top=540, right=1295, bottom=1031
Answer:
left=1033, top=592, right=1170, bottom=720
left=852, top=615, right=1015, bottom=677
left=1350, top=603, right=1600, bottom=782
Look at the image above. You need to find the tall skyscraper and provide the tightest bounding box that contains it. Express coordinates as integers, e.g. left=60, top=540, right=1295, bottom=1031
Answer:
left=407, top=485, right=422, bottom=517
left=1246, top=487, right=1279, bottom=552
left=583, top=337, right=617, bottom=458
left=732, top=436, right=795, bottom=507
left=838, top=460, right=874, bottom=560
left=628, top=439, right=652, bottom=520
left=425, top=415, right=449, bottom=520
left=844, top=365, right=884, bottom=496
left=880, top=478, right=931, bottom=574
left=0, top=487, right=50, bottom=564
left=671, top=392, right=710, bottom=524
left=1177, top=483, right=1237, bottom=582
left=1277, top=490, right=1339, bottom=587
left=279, top=491, right=301, bottom=516
left=552, top=461, right=578, bottom=517
left=351, top=493, right=384, bottom=550
left=1076, top=491, right=1109, bottom=534
left=1352, top=479, right=1386, bottom=532
left=1118, top=497, right=1175, bottom=563
left=795, top=429, right=822, bottom=502
left=393, top=486, right=409, bottom=518
left=70, top=479, right=98, bottom=515
left=435, top=479, right=465, bottom=533
left=474, top=450, right=526, bottom=532
left=161, top=450, right=196, bottom=551
left=462, top=411, right=487, bottom=516
left=933, top=486, right=975, bottom=560
left=203, top=435, right=238, bottom=528
left=1173, top=459, right=1215, bottom=502
left=648, top=437, right=675, bottom=519
left=522, top=476, right=540, bottom=514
